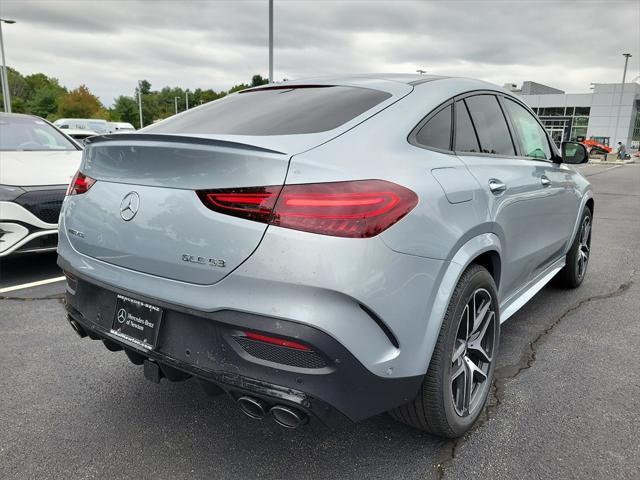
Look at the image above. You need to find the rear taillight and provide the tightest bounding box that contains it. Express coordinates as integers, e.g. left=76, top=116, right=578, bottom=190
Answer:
left=197, top=180, right=418, bottom=238
left=66, top=171, right=96, bottom=196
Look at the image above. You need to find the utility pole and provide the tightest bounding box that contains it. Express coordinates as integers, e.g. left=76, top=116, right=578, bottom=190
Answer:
left=137, top=82, right=144, bottom=128
left=268, top=0, right=273, bottom=83
left=185, top=90, right=189, bottom=110
left=174, top=96, right=180, bottom=115
left=613, top=53, right=632, bottom=146
left=0, top=18, right=16, bottom=113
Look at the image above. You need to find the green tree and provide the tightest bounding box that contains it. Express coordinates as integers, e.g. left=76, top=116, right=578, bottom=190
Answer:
left=7, top=67, right=29, bottom=100
left=111, top=95, right=140, bottom=127
left=138, top=80, right=152, bottom=95
left=251, top=74, right=269, bottom=87
left=28, top=87, right=61, bottom=119
left=57, top=85, right=107, bottom=118
left=228, top=82, right=250, bottom=94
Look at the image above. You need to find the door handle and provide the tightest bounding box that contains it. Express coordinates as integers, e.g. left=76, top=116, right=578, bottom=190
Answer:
left=541, top=175, right=551, bottom=187
left=488, top=179, right=507, bottom=194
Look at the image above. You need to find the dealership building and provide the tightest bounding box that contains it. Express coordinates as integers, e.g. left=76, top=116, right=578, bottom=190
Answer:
left=504, top=81, right=640, bottom=150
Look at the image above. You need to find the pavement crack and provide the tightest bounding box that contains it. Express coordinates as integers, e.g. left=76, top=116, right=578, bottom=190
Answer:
left=436, top=269, right=636, bottom=479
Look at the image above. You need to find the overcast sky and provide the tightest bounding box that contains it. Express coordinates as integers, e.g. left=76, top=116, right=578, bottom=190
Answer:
left=3, top=0, right=639, bottom=106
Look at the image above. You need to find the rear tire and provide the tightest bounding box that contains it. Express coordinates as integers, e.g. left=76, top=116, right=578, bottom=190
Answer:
left=556, top=207, right=592, bottom=288
left=389, top=264, right=499, bottom=438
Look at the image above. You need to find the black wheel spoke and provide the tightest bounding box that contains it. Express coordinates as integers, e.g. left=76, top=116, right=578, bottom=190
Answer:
left=451, top=287, right=496, bottom=418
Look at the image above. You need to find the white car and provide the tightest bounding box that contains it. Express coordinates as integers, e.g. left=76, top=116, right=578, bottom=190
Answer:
left=107, top=122, right=135, bottom=134
left=0, top=113, right=82, bottom=256
left=63, top=128, right=98, bottom=146
left=53, top=118, right=109, bottom=135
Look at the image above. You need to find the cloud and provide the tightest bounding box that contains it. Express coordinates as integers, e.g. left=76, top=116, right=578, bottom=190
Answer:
left=2, top=0, right=639, bottom=106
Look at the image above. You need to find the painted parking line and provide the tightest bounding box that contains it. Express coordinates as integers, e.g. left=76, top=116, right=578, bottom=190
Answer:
left=0, top=276, right=66, bottom=294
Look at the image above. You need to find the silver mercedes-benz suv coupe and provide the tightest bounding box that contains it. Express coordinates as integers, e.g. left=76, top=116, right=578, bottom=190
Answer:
left=58, top=75, right=592, bottom=437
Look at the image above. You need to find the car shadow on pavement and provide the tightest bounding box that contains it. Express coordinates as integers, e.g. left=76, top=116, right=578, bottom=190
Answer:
left=56, top=353, right=448, bottom=479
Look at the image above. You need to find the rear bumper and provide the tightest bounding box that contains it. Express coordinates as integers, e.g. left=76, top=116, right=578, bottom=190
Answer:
left=63, top=269, right=423, bottom=426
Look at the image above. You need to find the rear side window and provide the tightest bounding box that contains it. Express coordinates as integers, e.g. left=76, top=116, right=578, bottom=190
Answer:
left=143, top=86, right=392, bottom=136
left=503, top=99, right=551, bottom=160
left=415, top=105, right=452, bottom=150
left=454, top=100, right=480, bottom=153
left=464, top=95, right=515, bottom=155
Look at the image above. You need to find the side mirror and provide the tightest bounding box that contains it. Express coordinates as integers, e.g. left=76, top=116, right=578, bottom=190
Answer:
left=561, top=141, right=589, bottom=164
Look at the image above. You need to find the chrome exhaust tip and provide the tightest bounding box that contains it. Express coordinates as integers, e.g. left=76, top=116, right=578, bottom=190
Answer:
left=270, top=405, right=308, bottom=429
left=237, top=396, right=267, bottom=420
left=68, top=318, right=87, bottom=338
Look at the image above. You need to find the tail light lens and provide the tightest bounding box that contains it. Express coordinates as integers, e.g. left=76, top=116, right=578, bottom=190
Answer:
left=67, top=171, right=96, bottom=196
left=197, top=180, right=418, bottom=238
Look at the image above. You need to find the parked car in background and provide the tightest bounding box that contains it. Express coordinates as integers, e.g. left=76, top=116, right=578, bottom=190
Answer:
left=107, top=122, right=135, bottom=134
left=53, top=118, right=109, bottom=135
left=63, top=128, right=98, bottom=146
left=0, top=113, right=82, bottom=257
left=59, top=75, right=593, bottom=437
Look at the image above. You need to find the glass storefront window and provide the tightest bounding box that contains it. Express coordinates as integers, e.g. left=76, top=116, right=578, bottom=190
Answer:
left=539, top=107, right=565, bottom=116
left=574, top=107, right=590, bottom=116
left=570, top=127, right=587, bottom=141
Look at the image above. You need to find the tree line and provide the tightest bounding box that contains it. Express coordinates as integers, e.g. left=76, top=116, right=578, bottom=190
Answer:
left=0, top=67, right=269, bottom=128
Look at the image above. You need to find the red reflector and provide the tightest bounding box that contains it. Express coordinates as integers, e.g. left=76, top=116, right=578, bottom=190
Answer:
left=67, top=171, right=96, bottom=196
left=196, top=180, right=418, bottom=238
left=244, top=332, right=311, bottom=351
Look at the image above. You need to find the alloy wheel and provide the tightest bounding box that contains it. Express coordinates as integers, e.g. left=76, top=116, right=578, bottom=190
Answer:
left=576, top=216, right=591, bottom=281
left=451, top=288, right=496, bottom=417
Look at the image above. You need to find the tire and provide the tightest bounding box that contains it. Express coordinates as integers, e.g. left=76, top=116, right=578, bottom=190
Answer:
left=389, top=264, right=500, bottom=438
left=556, top=207, right=592, bottom=288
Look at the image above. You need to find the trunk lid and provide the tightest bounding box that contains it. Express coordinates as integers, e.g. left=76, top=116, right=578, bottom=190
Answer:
left=63, top=135, right=289, bottom=285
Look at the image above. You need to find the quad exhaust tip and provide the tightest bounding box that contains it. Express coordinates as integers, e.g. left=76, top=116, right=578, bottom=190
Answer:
left=270, top=405, right=308, bottom=429
left=237, top=396, right=268, bottom=420
left=236, top=396, right=308, bottom=428
left=68, top=318, right=87, bottom=338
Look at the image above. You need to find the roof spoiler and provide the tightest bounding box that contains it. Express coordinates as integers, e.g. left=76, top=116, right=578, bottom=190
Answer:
left=83, top=133, right=285, bottom=155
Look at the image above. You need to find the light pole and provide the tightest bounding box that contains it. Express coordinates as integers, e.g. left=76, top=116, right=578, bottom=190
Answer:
left=268, top=0, right=273, bottom=83
left=185, top=90, right=189, bottom=110
left=137, top=81, right=144, bottom=128
left=613, top=53, right=632, bottom=146
left=0, top=18, right=16, bottom=113
left=416, top=69, right=427, bottom=75
left=174, top=96, right=180, bottom=115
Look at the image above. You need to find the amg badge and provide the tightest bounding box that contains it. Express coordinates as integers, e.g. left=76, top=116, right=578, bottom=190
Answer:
left=181, top=254, right=226, bottom=268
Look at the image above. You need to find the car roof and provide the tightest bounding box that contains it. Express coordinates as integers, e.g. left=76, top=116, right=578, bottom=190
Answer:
left=245, top=74, right=508, bottom=96
left=0, top=112, right=42, bottom=120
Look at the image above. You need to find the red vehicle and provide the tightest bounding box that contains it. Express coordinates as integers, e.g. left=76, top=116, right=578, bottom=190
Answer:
left=582, top=139, right=612, bottom=155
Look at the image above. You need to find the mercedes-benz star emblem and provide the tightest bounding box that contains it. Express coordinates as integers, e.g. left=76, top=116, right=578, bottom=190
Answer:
left=117, top=308, right=127, bottom=324
left=120, top=192, right=140, bottom=221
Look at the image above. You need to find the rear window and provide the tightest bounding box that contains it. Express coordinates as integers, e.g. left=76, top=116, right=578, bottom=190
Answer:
left=143, top=86, right=392, bottom=136
left=0, top=115, right=78, bottom=151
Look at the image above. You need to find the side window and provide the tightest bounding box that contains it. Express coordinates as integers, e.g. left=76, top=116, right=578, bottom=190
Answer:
left=503, top=99, right=552, bottom=160
left=464, top=95, right=515, bottom=155
left=415, top=105, right=452, bottom=151
left=454, top=100, right=480, bottom=152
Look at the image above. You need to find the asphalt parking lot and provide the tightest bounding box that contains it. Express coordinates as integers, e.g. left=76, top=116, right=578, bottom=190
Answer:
left=1, top=163, right=638, bottom=479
